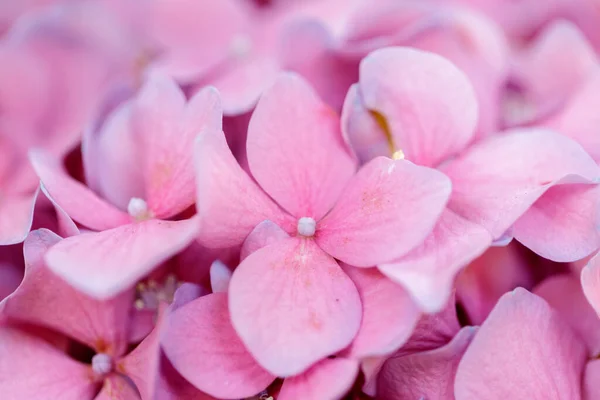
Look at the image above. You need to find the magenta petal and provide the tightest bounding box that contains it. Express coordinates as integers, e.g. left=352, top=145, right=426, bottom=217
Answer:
left=379, top=210, right=492, bottom=312
left=162, top=293, right=275, bottom=398
left=317, top=157, right=451, bottom=267
left=3, top=229, right=132, bottom=354
left=443, top=128, right=600, bottom=240
left=30, top=150, right=131, bottom=231
left=45, top=218, right=199, bottom=299
left=343, top=266, right=420, bottom=358
left=194, top=126, right=292, bottom=248
left=512, top=184, right=600, bottom=262
left=0, top=325, right=96, bottom=400
left=229, top=237, right=362, bottom=376
left=454, top=288, right=587, bottom=399
left=354, top=47, right=479, bottom=167
left=247, top=73, right=356, bottom=220
left=133, top=74, right=222, bottom=218
left=378, top=327, right=476, bottom=400
left=0, top=190, right=37, bottom=245
left=240, top=220, right=290, bottom=261
left=278, top=358, right=359, bottom=400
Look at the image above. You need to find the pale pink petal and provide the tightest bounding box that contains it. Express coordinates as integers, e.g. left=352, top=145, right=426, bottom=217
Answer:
left=45, top=218, right=199, bottom=299
left=209, top=260, right=232, bottom=293
left=278, top=358, right=359, bottom=400
left=194, top=126, right=292, bottom=248
left=316, top=157, right=451, bottom=267
left=240, top=219, right=290, bottom=261
left=378, top=327, right=476, bottom=400
left=133, top=74, right=222, bottom=218
left=454, top=288, right=587, bottom=399
left=229, top=237, right=361, bottom=376
left=94, top=375, right=139, bottom=400
left=584, top=359, right=600, bottom=400
left=247, top=73, right=356, bottom=220
left=513, top=184, right=600, bottom=262
left=155, top=355, right=218, bottom=400
left=3, top=229, right=132, bottom=354
left=30, top=150, right=131, bottom=231
left=443, top=128, right=600, bottom=240
left=0, top=190, right=37, bottom=245
left=581, top=252, right=600, bottom=316
left=351, top=47, right=478, bottom=167
left=162, top=293, right=275, bottom=398
left=120, top=307, right=165, bottom=400
left=40, top=184, right=80, bottom=238
left=342, top=266, right=420, bottom=358
left=534, top=274, right=600, bottom=357
left=360, top=356, right=387, bottom=397
left=379, top=210, right=492, bottom=312
left=0, top=325, right=96, bottom=400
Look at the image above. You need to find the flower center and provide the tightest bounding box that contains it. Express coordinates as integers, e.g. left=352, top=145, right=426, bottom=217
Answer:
left=135, top=274, right=179, bottom=310
left=297, top=217, right=317, bottom=237
left=127, top=197, right=153, bottom=221
left=91, top=353, right=113, bottom=377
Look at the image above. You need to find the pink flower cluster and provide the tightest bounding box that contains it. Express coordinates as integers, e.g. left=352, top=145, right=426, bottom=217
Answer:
left=2, top=0, right=600, bottom=399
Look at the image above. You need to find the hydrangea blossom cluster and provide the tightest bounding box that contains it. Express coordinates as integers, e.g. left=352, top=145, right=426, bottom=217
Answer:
left=2, top=0, right=600, bottom=399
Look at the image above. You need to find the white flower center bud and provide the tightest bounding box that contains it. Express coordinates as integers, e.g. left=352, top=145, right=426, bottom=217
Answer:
left=297, top=217, right=317, bottom=237
left=91, top=353, right=113, bottom=376
left=127, top=197, right=153, bottom=221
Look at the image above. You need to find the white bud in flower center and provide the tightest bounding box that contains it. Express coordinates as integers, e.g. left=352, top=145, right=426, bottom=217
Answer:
left=297, top=217, right=317, bottom=237
left=91, top=353, right=113, bottom=376
left=127, top=197, right=152, bottom=220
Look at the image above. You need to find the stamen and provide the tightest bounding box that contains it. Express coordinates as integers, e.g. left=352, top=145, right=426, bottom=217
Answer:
left=230, top=34, right=253, bottom=58
left=91, top=353, right=113, bottom=376
left=370, top=110, right=405, bottom=160
left=127, top=197, right=153, bottom=221
left=297, top=217, right=317, bottom=237
left=135, top=274, right=179, bottom=310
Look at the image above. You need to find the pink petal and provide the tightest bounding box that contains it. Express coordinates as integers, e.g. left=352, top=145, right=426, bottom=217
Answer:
left=240, top=219, right=290, bottom=261
left=3, top=229, right=132, bottom=355
left=0, top=325, right=96, bottom=400
left=194, top=126, right=292, bottom=248
left=442, top=128, right=600, bottom=240
left=584, top=359, right=600, bottom=400
left=378, top=327, right=476, bottom=400
left=378, top=210, right=492, bottom=312
left=246, top=73, right=356, bottom=220
left=94, top=375, right=139, bottom=400
left=209, top=260, right=232, bottom=293
left=278, top=358, right=359, bottom=400
left=454, top=288, right=587, bottom=399
left=534, top=274, right=600, bottom=357
left=342, top=266, right=420, bottom=358
left=162, top=293, right=275, bottom=398
left=120, top=307, right=165, bottom=400
left=155, top=355, right=218, bottom=400
left=30, top=150, right=131, bottom=231
left=350, top=47, right=478, bottom=167
left=513, top=184, right=600, bottom=261
left=316, top=157, right=451, bottom=267
left=133, top=74, right=222, bottom=218
left=45, top=218, right=199, bottom=299
left=0, top=190, right=37, bottom=245
left=581, top=252, right=600, bottom=316
left=229, top=237, right=362, bottom=376
left=39, top=184, right=80, bottom=238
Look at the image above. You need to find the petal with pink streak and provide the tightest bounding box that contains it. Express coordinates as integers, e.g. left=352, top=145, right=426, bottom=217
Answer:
left=229, top=237, right=362, bottom=376
left=120, top=307, right=165, bottom=400
left=209, top=260, right=232, bottom=293
left=45, top=218, right=199, bottom=299
left=247, top=73, right=355, bottom=220
left=133, top=74, right=222, bottom=218
left=194, top=126, right=292, bottom=248
left=342, top=266, right=420, bottom=358
left=0, top=190, right=37, bottom=245
left=379, top=210, right=492, bottom=312
left=316, top=157, right=451, bottom=267
left=30, top=150, right=131, bottom=231
left=378, top=327, right=476, bottom=400
left=454, top=288, right=587, bottom=399
left=442, top=128, right=600, bottom=240
left=355, top=47, right=478, bottom=167
left=162, top=293, right=275, bottom=398
left=240, top=220, right=290, bottom=261
left=513, top=183, right=600, bottom=262
left=0, top=325, right=96, bottom=400
left=278, top=358, right=359, bottom=400
left=534, top=274, right=600, bottom=357
left=2, top=229, right=132, bottom=355
left=94, top=375, right=139, bottom=400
